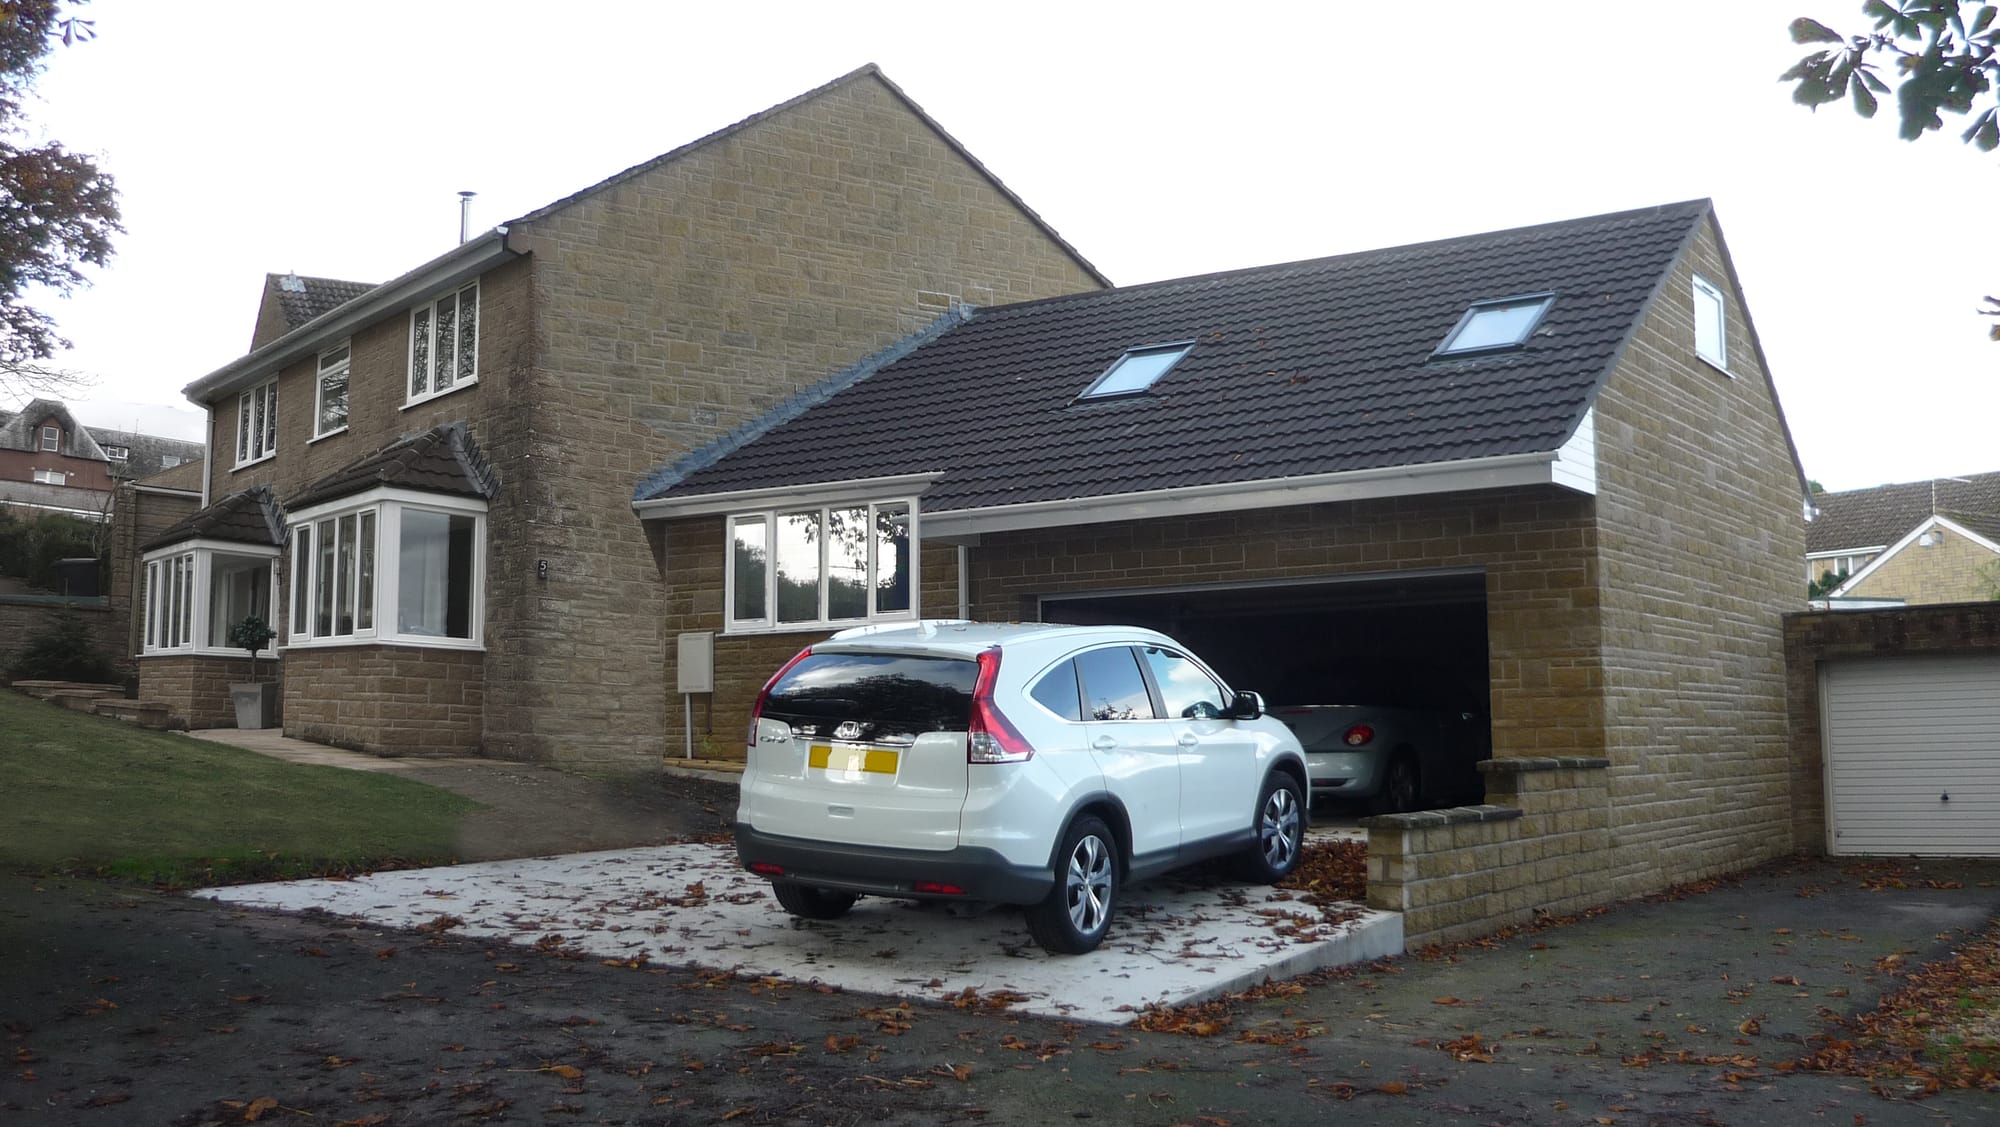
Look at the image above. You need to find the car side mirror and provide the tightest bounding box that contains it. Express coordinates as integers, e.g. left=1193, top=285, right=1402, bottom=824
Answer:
left=1225, top=690, right=1264, bottom=721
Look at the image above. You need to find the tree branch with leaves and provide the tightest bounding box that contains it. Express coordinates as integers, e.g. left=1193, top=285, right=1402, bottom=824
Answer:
left=1784, top=2, right=2000, bottom=338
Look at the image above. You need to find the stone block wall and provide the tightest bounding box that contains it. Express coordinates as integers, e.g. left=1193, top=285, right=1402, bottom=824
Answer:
left=1587, top=212, right=1806, bottom=897
left=1783, top=602, right=2000, bottom=853
left=106, top=478, right=201, bottom=661
left=1843, top=532, right=1998, bottom=605
left=1365, top=758, right=1612, bottom=948
left=0, top=596, right=122, bottom=680
left=134, top=653, right=242, bottom=729
left=281, top=646, right=483, bottom=756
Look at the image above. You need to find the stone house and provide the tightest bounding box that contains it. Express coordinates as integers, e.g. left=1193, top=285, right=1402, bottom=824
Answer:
left=1808, top=472, right=2000, bottom=605
left=129, top=65, right=1105, bottom=750
left=637, top=199, right=1812, bottom=916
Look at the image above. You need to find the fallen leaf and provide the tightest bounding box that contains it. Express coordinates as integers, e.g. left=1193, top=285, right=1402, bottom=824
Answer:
left=1738, top=1017, right=1761, bottom=1036
left=1377, top=1080, right=1409, bottom=1095
left=244, top=1096, right=279, bottom=1121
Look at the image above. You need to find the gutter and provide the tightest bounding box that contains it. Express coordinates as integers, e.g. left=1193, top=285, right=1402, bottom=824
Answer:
left=183, top=229, right=523, bottom=405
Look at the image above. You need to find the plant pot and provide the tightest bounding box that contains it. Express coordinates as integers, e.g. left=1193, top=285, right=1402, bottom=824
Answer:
left=229, top=682, right=280, bottom=730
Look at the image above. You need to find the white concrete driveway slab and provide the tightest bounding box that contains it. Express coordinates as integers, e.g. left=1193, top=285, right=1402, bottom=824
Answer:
left=197, top=842, right=1398, bottom=1025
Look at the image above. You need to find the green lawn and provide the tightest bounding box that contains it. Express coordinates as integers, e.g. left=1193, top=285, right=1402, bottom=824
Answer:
left=0, top=690, right=477, bottom=886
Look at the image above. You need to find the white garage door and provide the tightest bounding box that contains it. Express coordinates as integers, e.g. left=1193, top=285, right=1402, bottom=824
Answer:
left=1822, top=655, right=2000, bottom=856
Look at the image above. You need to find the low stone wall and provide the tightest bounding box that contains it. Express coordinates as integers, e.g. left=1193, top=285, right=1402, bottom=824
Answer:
left=137, top=653, right=247, bottom=730
left=1363, top=757, right=1612, bottom=949
left=282, top=645, right=484, bottom=757
left=0, top=594, right=125, bottom=678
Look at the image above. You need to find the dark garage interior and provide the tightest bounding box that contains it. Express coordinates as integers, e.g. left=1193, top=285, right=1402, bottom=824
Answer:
left=1040, top=570, right=1493, bottom=810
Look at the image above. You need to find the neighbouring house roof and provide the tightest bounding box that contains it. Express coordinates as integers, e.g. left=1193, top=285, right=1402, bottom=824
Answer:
left=285, top=423, right=499, bottom=512
left=184, top=64, right=1106, bottom=407
left=143, top=484, right=285, bottom=551
left=0, top=398, right=106, bottom=460
left=637, top=200, right=1721, bottom=521
left=85, top=425, right=204, bottom=480
left=1809, top=472, right=2000, bottom=552
left=269, top=273, right=375, bottom=332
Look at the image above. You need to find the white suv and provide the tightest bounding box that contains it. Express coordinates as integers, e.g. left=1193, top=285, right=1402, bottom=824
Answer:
left=735, top=621, right=1309, bottom=954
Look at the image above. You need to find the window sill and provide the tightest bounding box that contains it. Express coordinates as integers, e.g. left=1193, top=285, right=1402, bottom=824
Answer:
left=402, top=379, right=478, bottom=411
left=232, top=452, right=276, bottom=472
left=1697, top=354, right=1734, bottom=379
left=723, top=615, right=917, bottom=638
left=309, top=426, right=349, bottom=445
left=284, top=635, right=484, bottom=653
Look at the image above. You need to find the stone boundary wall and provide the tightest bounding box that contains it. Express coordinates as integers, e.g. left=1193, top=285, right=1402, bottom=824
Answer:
left=0, top=594, right=124, bottom=679
left=1783, top=602, right=2000, bottom=854
left=134, top=653, right=242, bottom=730
left=1363, top=757, right=1612, bottom=948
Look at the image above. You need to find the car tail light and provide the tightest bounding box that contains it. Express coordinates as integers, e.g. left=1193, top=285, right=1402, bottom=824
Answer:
left=913, top=880, right=966, bottom=895
left=1343, top=724, right=1375, bottom=747
left=747, top=646, right=813, bottom=749
left=749, top=862, right=784, bottom=877
left=967, top=647, right=1034, bottom=763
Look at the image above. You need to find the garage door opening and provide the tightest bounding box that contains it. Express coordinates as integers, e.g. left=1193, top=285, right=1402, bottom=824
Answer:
left=1040, top=571, right=1491, bottom=813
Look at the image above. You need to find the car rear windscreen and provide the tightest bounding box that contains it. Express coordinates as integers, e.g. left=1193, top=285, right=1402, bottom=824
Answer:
left=764, top=652, right=978, bottom=738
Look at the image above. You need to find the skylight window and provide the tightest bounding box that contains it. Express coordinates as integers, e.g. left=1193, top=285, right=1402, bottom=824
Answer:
left=1079, top=342, right=1193, bottom=399
left=1435, top=294, right=1555, bottom=356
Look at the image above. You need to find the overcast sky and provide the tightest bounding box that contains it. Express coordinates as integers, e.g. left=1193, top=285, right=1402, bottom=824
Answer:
left=11, top=0, right=1995, bottom=491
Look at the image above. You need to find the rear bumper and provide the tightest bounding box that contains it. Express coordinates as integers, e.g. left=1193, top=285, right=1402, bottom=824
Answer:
left=734, top=823, right=1054, bottom=905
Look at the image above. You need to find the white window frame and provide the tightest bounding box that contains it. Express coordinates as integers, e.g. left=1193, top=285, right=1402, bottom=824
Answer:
left=139, top=540, right=280, bottom=656
left=103, top=444, right=128, bottom=461
left=38, top=425, right=58, bottom=451
left=406, top=282, right=479, bottom=407
left=313, top=341, right=351, bottom=440
left=235, top=378, right=278, bottom=468
left=31, top=468, right=65, bottom=485
left=1692, top=274, right=1729, bottom=373
left=724, top=499, right=919, bottom=635
left=286, top=487, right=487, bottom=651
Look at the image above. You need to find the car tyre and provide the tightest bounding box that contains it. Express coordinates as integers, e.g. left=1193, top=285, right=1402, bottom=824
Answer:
left=1236, top=771, right=1306, bottom=883
left=771, top=880, right=858, bottom=920
left=1025, top=815, right=1118, bottom=955
left=1372, top=753, right=1419, bottom=815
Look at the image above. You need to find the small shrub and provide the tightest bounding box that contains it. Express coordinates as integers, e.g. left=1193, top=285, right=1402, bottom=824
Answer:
left=7, top=607, right=118, bottom=683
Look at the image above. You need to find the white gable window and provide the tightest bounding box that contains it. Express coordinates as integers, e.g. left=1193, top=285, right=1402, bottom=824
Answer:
left=235, top=379, right=278, bottom=467
left=288, top=489, right=485, bottom=649
left=140, top=542, right=278, bottom=656
left=408, top=282, right=479, bottom=405
left=727, top=500, right=915, bottom=632
left=1692, top=275, right=1728, bottom=372
left=1079, top=343, right=1194, bottom=400
left=103, top=444, right=128, bottom=461
left=39, top=425, right=59, bottom=451
left=315, top=342, right=351, bottom=438
left=1436, top=293, right=1555, bottom=355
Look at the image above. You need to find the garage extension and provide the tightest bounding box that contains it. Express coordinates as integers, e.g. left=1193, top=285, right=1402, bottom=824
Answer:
left=634, top=199, right=1813, bottom=947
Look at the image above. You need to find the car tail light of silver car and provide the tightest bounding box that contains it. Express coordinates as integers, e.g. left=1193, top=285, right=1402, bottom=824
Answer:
left=966, top=647, right=1035, bottom=763
left=1343, top=723, right=1375, bottom=746
left=747, top=646, right=813, bottom=748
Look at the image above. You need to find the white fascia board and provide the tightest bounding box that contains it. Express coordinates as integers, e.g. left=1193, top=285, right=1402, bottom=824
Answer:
left=133, top=484, right=203, bottom=498
left=144, top=537, right=281, bottom=563
left=1550, top=408, right=1596, bottom=494
left=633, top=472, right=943, bottom=520
left=922, top=450, right=1580, bottom=539
left=287, top=485, right=490, bottom=526
left=182, top=232, right=519, bottom=406
left=1808, top=545, right=1888, bottom=559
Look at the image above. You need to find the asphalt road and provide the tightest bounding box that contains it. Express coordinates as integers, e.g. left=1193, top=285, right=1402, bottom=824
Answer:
left=3, top=857, right=1998, bottom=1125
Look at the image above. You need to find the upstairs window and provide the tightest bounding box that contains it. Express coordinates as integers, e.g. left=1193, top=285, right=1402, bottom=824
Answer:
left=1435, top=293, right=1554, bottom=355
left=1079, top=343, right=1193, bottom=400
left=235, top=379, right=277, bottom=467
left=1692, top=275, right=1728, bottom=371
left=315, top=342, right=351, bottom=438
left=727, top=500, right=915, bottom=632
left=103, top=444, right=128, bottom=461
left=408, top=282, right=478, bottom=405
left=39, top=425, right=58, bottom=451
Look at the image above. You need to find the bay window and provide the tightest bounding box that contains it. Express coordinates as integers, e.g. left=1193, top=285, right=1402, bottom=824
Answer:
left=288, top=489, right=483, bottom=648
left=727, top=500, right=914, bottom=632
left=408, top=282, right=478, bottom=404
left=140, top=543, right=277, bottom=655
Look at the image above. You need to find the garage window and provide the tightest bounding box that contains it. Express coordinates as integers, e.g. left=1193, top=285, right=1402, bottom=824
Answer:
left=1435, top=293, right=1554, bottom=355
left=727, top=500, right=915, bottom=633
left=1078, top=342, right=1193, bottom=400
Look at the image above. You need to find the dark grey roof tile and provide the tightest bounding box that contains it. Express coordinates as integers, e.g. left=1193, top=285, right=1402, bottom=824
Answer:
left=285, top=423, right=499, bottom=512
left=143, top=485, right=283, bottom=551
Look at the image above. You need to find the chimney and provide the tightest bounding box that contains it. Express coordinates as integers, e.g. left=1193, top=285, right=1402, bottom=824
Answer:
left=458, top=191, right=477, bottom=244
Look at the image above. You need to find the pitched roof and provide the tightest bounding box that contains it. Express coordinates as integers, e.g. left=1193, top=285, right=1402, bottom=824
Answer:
left=143, top=485, right=284, bottom=551
left=285, top=423, right=499, bottom=512
left=640, top=200, right=1712, bottom=514
left=1809, top=472, right=2000, bottom=551
left=0, top=399, right=105, bottom=460
left=269, top=273, right=374, bottom=332
left=85, top=426, right=204, bottom=480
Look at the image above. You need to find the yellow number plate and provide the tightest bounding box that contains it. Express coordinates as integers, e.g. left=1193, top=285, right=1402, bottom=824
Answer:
left=808, top=745, right=899, bottom=775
